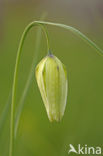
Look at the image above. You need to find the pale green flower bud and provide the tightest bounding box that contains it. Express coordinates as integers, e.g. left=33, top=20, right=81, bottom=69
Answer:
left=35, top=54, right=68, bottom=122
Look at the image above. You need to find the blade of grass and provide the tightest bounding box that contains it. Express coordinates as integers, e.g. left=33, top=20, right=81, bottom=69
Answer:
left=14, top=13, right=47, bottom=137
left=0, top=13, right=47, bottom=138
left=0, top=92, right=11, bottom=134
left=33, top=21, right=103, bottom=56
left=10, top=19, right=50, bottom=156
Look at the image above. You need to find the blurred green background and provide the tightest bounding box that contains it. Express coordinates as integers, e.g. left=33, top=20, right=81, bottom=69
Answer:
left=0, top=0, right=103, bottom=156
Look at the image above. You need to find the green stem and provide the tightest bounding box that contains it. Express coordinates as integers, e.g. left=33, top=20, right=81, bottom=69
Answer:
left=14, top=13, right=47, bottom=137
left=35, top=21, right=103, bottom=56
left=9, top=20, right=103, bottom=156
left=9, top=23, right=50, bottom=156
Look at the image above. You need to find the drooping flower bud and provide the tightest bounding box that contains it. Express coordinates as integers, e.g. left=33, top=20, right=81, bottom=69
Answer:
left=35, top=54, right=68, bottom=122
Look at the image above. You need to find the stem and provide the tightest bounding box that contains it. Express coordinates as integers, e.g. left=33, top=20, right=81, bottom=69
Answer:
left=34, top=21, right=103, bottom=56
left=9, top=20, right=103, bottom=156
left=9, top=23, right=50, bottom=156
left=14, top=13, right=47, bottom=137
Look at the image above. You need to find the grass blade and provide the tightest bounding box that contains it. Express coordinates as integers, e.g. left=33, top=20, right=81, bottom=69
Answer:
left=0, top=92, right=11, bottom=135
left=0, top=13, right=47, bottom=138
left=14, top=13, right=47, bottom=137
left=34, top=21, right=103, bottom=56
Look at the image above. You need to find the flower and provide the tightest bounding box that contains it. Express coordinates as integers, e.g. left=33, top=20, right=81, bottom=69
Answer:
left=35, top=54, right=68, bottom=122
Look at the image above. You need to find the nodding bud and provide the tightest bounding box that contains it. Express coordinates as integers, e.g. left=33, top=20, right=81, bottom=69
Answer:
left=35, top=54, right=68, bottom=122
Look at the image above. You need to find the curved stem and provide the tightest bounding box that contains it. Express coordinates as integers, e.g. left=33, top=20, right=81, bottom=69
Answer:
left=9, top=20, right=103, bottom=156
left=9, top=23, right=50, bottom=156
left=14, top=14, right=46, bottom=137
left=34, top=21, right=103, bottom=56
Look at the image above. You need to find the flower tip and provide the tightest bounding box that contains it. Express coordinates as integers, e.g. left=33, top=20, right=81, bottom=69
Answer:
left=48, top=114, right=63, bottom=122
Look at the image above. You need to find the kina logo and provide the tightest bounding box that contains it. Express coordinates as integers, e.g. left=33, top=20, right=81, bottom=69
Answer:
left=68, top=144, right=102, bottom=155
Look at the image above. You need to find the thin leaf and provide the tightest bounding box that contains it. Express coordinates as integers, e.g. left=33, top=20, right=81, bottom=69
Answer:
left=14, top=13, right=47, bottom=137
left=0, top=92, right=11, bottom=134
left=34, top=21, right=103, bottom=56
left=0, top=13, right=47, bottom=137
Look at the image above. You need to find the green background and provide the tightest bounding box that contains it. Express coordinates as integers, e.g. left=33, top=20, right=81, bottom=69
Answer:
left=0, top=0, right=103, bottom=156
